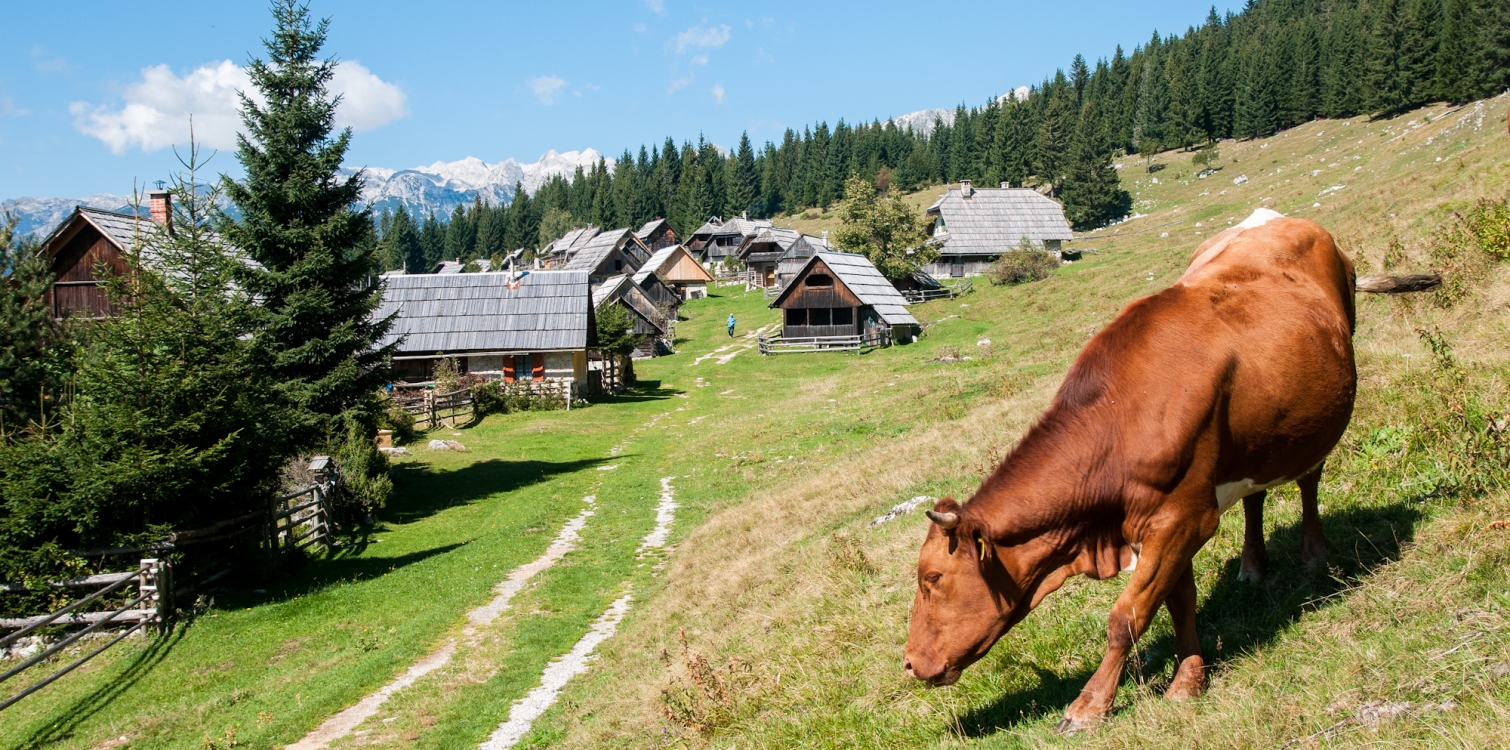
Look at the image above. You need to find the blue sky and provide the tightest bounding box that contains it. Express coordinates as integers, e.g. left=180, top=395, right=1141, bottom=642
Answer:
left=1, top=1, right=1238, bottom=200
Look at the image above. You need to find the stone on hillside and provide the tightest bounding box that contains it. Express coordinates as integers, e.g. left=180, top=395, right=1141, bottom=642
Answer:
left=379, top=446, right=413, bottom=456
left=444, top=440, right=469, bottom=452
left=427, top=439, right=451, bottom=451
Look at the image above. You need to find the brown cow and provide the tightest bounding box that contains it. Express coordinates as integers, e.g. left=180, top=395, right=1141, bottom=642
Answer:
left=903, top=209, right=1357, bottom=732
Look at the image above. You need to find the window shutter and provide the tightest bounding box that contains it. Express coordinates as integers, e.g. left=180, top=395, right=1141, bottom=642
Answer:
left=532, top=354, right=545, bottom=382
left=503, top=356, right=515, bottom=382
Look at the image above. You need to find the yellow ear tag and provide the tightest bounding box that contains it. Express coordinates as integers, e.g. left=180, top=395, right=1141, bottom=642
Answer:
left=977, top=536, right=987, bottom=561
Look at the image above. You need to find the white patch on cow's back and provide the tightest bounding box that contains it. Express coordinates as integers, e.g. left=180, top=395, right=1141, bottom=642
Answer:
left=1235, top=207, right=1285, bottom=230
left=1216, top=478, right=1290, bottom=514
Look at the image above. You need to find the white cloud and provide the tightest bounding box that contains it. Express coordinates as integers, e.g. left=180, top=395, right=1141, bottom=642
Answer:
left=674, top=23, right=731, bottom=53
left=71, top=59, right=406, bottom=155
left=530, top=75, right=568, bottom=105
left=632, top=22, right=647, bottom=33
left=642, top=0, right=665, bottom=13
left=711, top=84, right=725, bottom=104
left=666, top=74, right=695, bottom=95
left=691, top=54, right=709, bottom=66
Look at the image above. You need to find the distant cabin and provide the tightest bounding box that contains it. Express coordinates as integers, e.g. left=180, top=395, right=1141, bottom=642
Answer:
left=376, top=270, right=595, bottom=387
left=769, top=251, right=919, bottom=345
left=923, top=181, right=1073, bottom=277
left=541, top=226, right=600, bottom=269
left=685, top=216, right=772, bottom=265
left=630, top=263, right=681, bottom=311
left=739, top=228, right=828, bottom=290
left=592, top=274, right=667, bottom=359
left=40, top=190, right=171, bottom=319
left=637, top=244, right=714, bottom=300
left=774, top=233, right=830, bottom=290
left=563, top=228, right=651, bottom=283
left=634, top=218, right=680, bottom=253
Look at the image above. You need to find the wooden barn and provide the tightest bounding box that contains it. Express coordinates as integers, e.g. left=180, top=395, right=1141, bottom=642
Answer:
left=592, top=274, right=668, bottom=359
left=540, top=226, right=600, bottom=268
left=923, top=181, right=1073, bottom=277
left=685, top=215, right=772, bottom=265
left=563, top=228, right=650, bottom=283
left=376, top=270, right=595, bottom=386
left=39, top=191, right=170, bottom=319
left=638, top=244, right=714, bottom=300
left=631, top=264, right=680, bottom=312
left=740, top=228, right=829, bottom=290
left=769, top=251, right=918, bottom=346
left=634, top=218, right=679, bottom=253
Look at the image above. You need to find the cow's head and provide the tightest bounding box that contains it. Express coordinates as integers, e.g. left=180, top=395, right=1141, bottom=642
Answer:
left=903, top=497, right=1023, bottom=686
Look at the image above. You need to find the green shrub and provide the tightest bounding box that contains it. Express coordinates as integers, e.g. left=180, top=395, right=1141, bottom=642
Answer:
left=473, top=380, right=567, bottom=417
left=988, top=241, right=1060, bottom=286
left=331, top=412, right=392, bottom=515
left=1428, top=195, right=1510, bottom=307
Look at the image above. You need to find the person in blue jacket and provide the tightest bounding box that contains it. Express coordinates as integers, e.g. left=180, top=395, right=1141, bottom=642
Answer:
left=727, top=313, right=736, bottom=337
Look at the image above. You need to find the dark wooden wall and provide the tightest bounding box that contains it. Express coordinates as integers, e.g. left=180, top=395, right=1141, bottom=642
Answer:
left=48, top=224, right=126, bottom=318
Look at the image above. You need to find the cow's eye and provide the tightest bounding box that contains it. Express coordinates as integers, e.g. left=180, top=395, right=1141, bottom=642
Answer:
left=924, top=572, right=943, bottom=586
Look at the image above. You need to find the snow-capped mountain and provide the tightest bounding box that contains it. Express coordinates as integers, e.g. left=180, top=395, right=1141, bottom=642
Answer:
left=356, top=149, right=613, bottom=218
left=887, top=87, right=1030, bottom=136
left=2, top=193, right=136, bottom=237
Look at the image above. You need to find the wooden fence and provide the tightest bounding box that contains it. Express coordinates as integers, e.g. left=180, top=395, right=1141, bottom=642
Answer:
left=757, top=329, right=892, bottom=355
left=901, top=278, right=973, bottom=303
left=0, top=457, right=337, bottom=713
left=393, top=386, right=476, bottom=430
left=0, top=559, right=169, bottom=712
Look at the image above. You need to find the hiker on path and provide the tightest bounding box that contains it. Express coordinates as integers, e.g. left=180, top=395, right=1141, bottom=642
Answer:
left=727, top=313, right=736, bottom=337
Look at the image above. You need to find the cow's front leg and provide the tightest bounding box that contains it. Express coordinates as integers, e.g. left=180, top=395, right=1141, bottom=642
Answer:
left=1058, top=512, right=1213, bottom=733
left=1162, top=562, right=1205, bottom=701
left=1297, top=463, right=1328, bottom=569
left=1238, top=490, right=1269, bottom=583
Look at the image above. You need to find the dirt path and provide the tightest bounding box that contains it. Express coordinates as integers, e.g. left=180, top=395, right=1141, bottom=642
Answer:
left=286, top=495, right=598, bottom=750
left=476, top=477, right=678, bottom=749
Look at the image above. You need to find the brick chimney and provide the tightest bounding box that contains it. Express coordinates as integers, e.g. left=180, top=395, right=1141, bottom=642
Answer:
left=960, top=180, right=973, bottom=198
left=147, top=189, right=172, bottom=231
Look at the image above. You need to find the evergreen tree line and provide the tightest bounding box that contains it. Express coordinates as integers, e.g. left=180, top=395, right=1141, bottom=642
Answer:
left=374, top=0, right=1510, bottom=251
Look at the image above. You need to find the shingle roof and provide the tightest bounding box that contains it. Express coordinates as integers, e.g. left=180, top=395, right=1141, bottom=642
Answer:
left=925, top=187, right=1073, bottom=255
left=376, top=270, right=590, bottom=354
left=635, top=218, right=669, bottom=240
left=546, top=227, right=600, bottom=259
left=772, top=251, right=918, bottom=327
left=591, top=274, right=664, bottom=335
left=690, top=216, right=771, bottom=238
left=75, top=206, right=150, bottom=250
left=564, top=228, right=642, bottom=273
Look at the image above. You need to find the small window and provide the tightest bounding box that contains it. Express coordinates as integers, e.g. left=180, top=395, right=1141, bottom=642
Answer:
left=809, top=308, right=831, bottom=326
left=614, top=259, right=624, bottom=271
left=805, top=274, right=834, bottom=287
left=785, top=308, right=806, bottom=326
left=832, top=307, right=853, bottom=325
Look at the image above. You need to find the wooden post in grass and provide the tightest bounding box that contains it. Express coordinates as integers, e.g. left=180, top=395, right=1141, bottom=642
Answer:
left=1355, top=274, right=1443, bottom=294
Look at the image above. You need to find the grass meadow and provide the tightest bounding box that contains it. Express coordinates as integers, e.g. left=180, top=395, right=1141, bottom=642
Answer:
left=3, top=94, right=1509, bottom=749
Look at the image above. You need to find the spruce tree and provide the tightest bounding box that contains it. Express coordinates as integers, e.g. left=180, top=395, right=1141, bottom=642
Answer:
left=385, top=207, right=424, bottom=273
left=444, top=204, right=471, bottom=260
left=727, top=132, right=758, bottom=216
left=0, top=211, right=68, bottom=433
left=223, top=0, right=392, bottom=439
left=1061, top=102, right=1132, bottom=230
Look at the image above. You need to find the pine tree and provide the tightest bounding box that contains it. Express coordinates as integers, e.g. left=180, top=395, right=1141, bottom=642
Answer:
left=0, top=211, right=68, bottom=432
left=420, top=210, right=445, bottom=267
left=444, top=204, right=472, bottom=260
left=385, top=207, right=424, bottom=273
left=1367, top=0, right=1412, bottom=115
left=727, top=132, right=758, bottom=216
left=1061, top=101, right=1133, bottom=230
left=1036, top=88, right=1075, bottom=195
left=222, top=0, right=392, bottom=438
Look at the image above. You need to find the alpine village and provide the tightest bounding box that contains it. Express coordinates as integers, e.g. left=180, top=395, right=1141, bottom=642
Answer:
left=4, top=1, right=1510, bottom=748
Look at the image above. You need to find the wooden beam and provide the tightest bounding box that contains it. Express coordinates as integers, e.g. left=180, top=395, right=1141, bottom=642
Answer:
left=1355, top=274, right=1443, bottom=294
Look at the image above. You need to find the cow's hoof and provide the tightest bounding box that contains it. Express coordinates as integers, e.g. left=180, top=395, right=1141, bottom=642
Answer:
left=1165, top=662, right=1206, bottom=702
left=1056, top=717, right=1094, bottom=735
left=1302, top=543, right=1329, bottom=570
left=1236, top=565, right=1264, bottom=585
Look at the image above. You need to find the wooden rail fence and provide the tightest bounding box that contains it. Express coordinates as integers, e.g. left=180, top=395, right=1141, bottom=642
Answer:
left=0, top=457, right=338, bottom=712
left=757, top=329, right=892, bottom=355
left=901, top=279, right=973, bottom=303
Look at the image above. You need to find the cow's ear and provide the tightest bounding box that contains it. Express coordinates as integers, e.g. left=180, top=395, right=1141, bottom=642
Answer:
left=925, top=510, right=959, bottom=530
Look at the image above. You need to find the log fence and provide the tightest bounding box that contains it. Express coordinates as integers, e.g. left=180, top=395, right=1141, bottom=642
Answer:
left=758, top=329, right=892, bottom=355
left=0, top=457, right=337, bottom=712
left=901, top=279, right=973, bottom=303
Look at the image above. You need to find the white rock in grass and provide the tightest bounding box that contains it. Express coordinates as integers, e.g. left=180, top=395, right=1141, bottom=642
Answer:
left=1233, top=174, right=1249, bottom=185
left=428, top=439, right=451, bottom=451
left=871, top=496, right=934, bottom=526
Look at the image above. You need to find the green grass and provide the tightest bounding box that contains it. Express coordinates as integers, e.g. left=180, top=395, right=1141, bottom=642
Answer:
left=4, top=95, right=1510, bottom=749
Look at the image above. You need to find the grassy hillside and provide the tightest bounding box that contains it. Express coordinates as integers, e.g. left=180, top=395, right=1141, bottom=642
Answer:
left=2, top=94, right=1508, bottom=749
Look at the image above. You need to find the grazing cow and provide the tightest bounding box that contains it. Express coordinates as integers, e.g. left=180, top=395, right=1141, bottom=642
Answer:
left=903, top=209, right=1357, bottom=732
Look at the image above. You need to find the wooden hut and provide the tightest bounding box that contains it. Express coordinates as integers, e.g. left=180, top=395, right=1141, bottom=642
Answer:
left=638, top=244, right=714, bottom=300
left=376, top=270, right=595, bottom=387
left=540, top=226, right=600, bottom=269
left=634, top=218, right=679, bottom=252
left=592, top=274, right=668, bottom=359
left=769, top=251, right=918, bottom=346
left=563, top=228, right=650, bottom=283
left=631, top=264, right=680, bottom=312
left=39, top=192, right=171, bottom=319
left=923, top=181, right=1073, bottom=277
left=774, top=232, right=830, bottom=289
left=685, top=215, right=772, bottom=265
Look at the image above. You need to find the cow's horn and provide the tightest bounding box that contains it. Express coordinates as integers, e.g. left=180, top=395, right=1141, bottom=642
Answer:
left=926, top=510, right=959, bottom=529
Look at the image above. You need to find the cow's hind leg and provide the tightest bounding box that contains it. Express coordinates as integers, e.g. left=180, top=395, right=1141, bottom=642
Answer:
left=1298, top=463, right=1329, bottom=569
left=1238, top=490, right=1269, bottom=584
left=1163, top=562, right=1206, bottom=701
